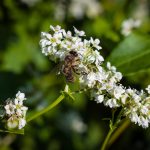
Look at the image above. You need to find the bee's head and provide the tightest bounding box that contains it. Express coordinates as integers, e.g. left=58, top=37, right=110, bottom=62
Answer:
left=69, top=50, right=78, bottom=57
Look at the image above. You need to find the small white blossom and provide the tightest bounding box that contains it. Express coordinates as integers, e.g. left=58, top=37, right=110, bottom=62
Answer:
left=129, top=112, right=139, bottom=124
left=74, top=27, right=85, bottom=36
left=113, top=85, right=125, bottom=99
left=146, top=85, right=150, bottom=94
left=95, top=95, right=104, bottom=103
left=50, top=25, right=62, bottom=32
left=18, top=118, right=26, bottom=129
left=4, top=91, right=28, bottom=129
left=105, top=98, right=120, bottom=108
left=16, top=91, right=26, bottom=101
left=138, top=116, right=149, bottom=128
left=5, top=102, right=16, bottom=115
left=90, top=37, right=102, bottom=50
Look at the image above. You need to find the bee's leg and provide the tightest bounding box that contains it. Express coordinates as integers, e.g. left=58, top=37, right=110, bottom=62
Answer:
left=66, top=71, right=74, bottom=82
left=72, top=67, right=80, bottom=75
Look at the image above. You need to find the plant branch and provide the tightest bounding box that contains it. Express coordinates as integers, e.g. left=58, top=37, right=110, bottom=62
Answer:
left=108, top=119, right=130, bottom=147
left=27, top=94, right=65, bottom=122
left=100, top=109, right=124, bottom=150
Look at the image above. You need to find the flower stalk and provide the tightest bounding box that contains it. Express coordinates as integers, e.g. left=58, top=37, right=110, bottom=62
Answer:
left=27, top=94, right=64, bottom=122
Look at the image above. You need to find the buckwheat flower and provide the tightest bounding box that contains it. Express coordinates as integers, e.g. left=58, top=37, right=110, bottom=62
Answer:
left=146, top=85, right=150, bottom=94
left=132, top=93, right=141, bottom=103
left=63, top=30, right=72, bottom=39
left=95, top=71, right=108, bottom=84
left=107, top=62, right=116, bottom=73
left=95, top=95, right=104, bottom=103
left=138, top=116, right=149, bottom=128
left=50, top=25, right=62, bottom=32
left=86, top=72, right=97, bottom=88
left=5, top=102, right=16, bottom=116
left=90, top=37, right=102, bottom=50
left=18, top=118, right=26, bottom=129
left=4, top=91, right=28, bottom=129
left=114, top=72, right=122, bottom=81
left=129, top=112, right=139, bottom=124
left=105, top=98, right=120, bottom=108
left=16, top=91, right=26, bottom=101
left=120, top=93, right=128, bottom=105
left=141, top=106, right=149, bottom=115
left=113, top=85, right=125, bottom=99
left=74, top=27, right=85, bottom=36
left=86, top=50, right=104, bottom=67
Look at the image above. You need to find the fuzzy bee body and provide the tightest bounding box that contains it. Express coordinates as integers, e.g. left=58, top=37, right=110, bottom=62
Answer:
left=62, top=50, right=79, bottom=82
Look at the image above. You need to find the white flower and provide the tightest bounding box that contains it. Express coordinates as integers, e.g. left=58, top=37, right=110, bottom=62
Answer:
left=50, top=25, right=62, bottom=32
left=4, top=102, right=16, bottom=115
left=18, top=118, right=26, bottom=129
left=16, top=91, right=26, bottom=101
left=141, top=106, right=149, bottom=115
left=87, top=50, right=104, bottom=66
left=95, top=95, right=104, bottom=103
left=120, top=93, right=128, bottom=104
left=63, top=30, right=72, bottom=38
left=129, top=112, right=139, bottom=124
left=138, top=116, right=149, bottom=128
left=114, top=72, right=122, bottom=81
left=86, top=72, right=96, bottom=88
left=105, top=98, right=120, bottom=108
left=113, top=85, right=125, bottom=99
left=74, top=27, right=85, bottom=36
left=146, top=85, right=150, bottom=94
left=90, top=37, right=102, bottom=50
left=107, top=62, right=116, bottom=72
left=4, top=91, right=28, bottom=130
left=132, top=93, right=141, bottom=103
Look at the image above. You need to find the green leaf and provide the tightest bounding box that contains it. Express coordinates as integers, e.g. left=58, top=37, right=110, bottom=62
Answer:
left=1, top=35, right=48, bottom=73
left=107, top=33, right=150, bottom=75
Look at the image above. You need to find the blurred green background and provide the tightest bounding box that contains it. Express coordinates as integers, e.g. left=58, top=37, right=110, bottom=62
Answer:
left=0, top=0, right=150, bottom=149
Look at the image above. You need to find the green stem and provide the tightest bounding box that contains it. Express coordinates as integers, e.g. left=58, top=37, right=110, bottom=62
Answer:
left=101, top=109, right=124, bottom=150
left=101, top=127, right=115, bottom=150
left=108, top=119, right=130, bottom=147
left=27, top=94, right=65, bottom=122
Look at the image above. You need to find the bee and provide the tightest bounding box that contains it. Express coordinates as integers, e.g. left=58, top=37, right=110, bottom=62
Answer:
left=62, top=50, right=80, bottom=82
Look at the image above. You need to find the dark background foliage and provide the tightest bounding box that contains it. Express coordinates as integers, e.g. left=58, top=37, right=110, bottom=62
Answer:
left=0, top=0, right=150, bottom=149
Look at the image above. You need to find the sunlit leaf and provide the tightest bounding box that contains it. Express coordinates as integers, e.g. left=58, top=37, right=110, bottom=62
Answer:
left=107, top=33, right=150, bottom=75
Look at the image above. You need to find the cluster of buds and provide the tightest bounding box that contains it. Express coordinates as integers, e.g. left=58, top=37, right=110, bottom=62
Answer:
left=40, top=25, right=150, bottom=128
left=4, top=91, right=28, bottom=130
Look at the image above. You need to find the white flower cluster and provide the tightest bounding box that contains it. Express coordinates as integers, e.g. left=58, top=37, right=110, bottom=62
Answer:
left=40, top=25, right=150, bottom=128
left=121, top=18, right=141, bottom=36
left=4, top=91, right=28, bottom=129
